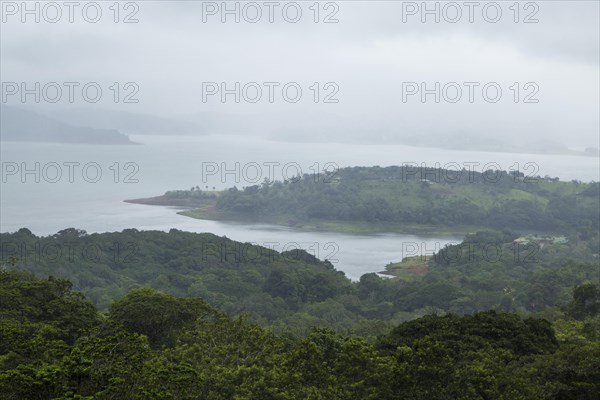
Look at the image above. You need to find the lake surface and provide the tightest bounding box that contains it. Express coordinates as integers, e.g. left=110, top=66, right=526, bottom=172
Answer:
left=1, top=135, right=598, bottom=279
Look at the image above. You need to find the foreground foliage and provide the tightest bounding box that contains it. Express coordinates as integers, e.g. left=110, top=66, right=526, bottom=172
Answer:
left=1, top=271, right=599, bottom=399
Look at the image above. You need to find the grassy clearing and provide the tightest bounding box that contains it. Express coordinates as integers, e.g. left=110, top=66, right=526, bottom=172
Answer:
left=380, top=255, right=431, bottom=280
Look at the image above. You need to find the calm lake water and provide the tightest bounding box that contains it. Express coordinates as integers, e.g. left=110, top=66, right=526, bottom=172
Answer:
left=1, top=135, right=598, bottom=279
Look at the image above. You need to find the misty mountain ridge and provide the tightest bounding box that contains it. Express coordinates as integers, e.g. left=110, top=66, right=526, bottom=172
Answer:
left=0, top=106, right=136, bottom=145
left=37, top=107, right=205, bottom=136
left=3, top=105, right=597, bottom=156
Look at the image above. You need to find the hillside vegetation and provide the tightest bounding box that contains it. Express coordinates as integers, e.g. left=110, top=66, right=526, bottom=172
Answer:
left=2, top=228, right=597, bottom=334
left=1, top=271, right=598, bottom=399
left=139, top=166, right=599, bottom=233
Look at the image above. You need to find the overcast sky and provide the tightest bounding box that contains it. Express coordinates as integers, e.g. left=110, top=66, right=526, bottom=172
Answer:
left=1, top=0, right=599, bottom=147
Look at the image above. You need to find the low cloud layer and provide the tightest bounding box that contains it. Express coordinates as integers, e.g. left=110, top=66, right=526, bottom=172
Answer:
left=1, top=1, right=598, bottom=148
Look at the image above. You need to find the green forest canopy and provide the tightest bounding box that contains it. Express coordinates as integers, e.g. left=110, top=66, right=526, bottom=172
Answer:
left=1, top=228, right=598, bottom=334
left=156, top=166, right=600, bottom=233
left=1, top=270, right=598, bottom=399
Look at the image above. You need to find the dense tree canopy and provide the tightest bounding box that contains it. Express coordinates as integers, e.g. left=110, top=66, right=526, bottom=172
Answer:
left=190, top=166, right=600, bottom=232
left=1, top=228, right=598, bottom=334
left=1, top=271, right=598, bottom=399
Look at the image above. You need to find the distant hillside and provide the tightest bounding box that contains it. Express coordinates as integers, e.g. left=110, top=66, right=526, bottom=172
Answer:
left=40, top=107, right=204, bottom=136
left=130, top=166, right=600, bottom=234
left=0, top=106, right=136, bottom=145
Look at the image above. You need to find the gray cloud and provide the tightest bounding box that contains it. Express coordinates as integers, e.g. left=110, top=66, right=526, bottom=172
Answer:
left=1, top=1, right=598, bottom=148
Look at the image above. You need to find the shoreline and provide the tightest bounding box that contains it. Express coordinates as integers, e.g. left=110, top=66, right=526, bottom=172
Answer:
left=124, top=196, right=476, bottom=236
left=124, top=195, right=557, bottom=237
